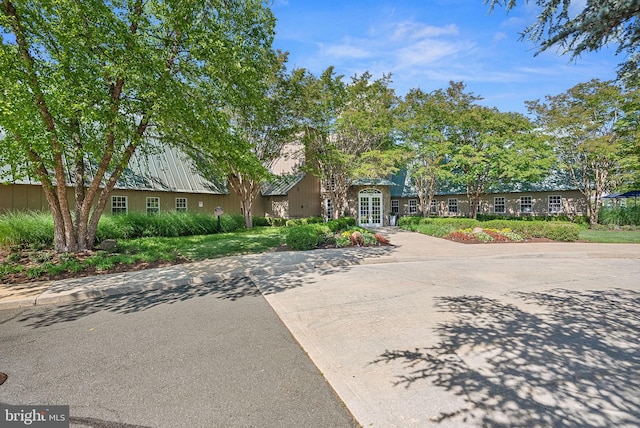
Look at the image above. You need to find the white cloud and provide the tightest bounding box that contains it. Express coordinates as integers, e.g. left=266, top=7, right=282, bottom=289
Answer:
left=391, top=21, right=459, bottom=41
left=493, top=31, right=508, bottom=42
left=396, top=39, right=473, bottom=68
left=319, top=42, right=371, bottom=59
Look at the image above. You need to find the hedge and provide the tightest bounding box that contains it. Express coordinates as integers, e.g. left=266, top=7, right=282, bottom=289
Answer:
left=397, top=216, right=580, bottom=241
left=284, top=224, right=331, bottom=251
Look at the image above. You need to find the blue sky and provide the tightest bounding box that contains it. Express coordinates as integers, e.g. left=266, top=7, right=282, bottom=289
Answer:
left=271, top=0, right=621, bottom=114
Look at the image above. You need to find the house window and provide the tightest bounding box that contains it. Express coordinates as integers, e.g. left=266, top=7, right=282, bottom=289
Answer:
left=448, top=198, right=458, bottom=214
left=323, top=175, right=336, bottom=192
left=430, top=200, right=437, bottom=214
left=176, top=198, right=187, bottom=212
left=408, top=199, right=418, bottom=215
left=494, top=197, right=505, bottom=214
left=520, top=196, right=532, bottom=214
left=549, top=195, right=562, bottom=213
left=391, top=200, right=399, bottom=214
left=146, top=197, right=160, bottom=215
left=326, top=198, right=333, bottom=220
left=111, top=196, right=128, bottom=215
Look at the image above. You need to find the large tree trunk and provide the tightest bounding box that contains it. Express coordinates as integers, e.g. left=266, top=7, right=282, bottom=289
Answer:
left=229, top=173, right=261, bottom=229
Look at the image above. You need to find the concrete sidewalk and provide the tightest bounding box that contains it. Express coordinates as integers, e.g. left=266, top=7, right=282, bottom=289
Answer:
left=0, top=240, right=397, bottom=310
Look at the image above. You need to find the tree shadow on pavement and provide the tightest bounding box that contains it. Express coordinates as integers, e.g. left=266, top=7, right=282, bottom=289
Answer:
left=17, top=264, right=351, bottom=328
left=371, top=288, right=640, bottom=427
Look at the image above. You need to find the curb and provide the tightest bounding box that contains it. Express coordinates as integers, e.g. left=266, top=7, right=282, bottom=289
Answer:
left=0, top=254, right=390, bottom=311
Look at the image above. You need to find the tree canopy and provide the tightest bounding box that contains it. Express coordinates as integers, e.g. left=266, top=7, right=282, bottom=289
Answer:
left=527, top=79, right=639, bottom=223
left=0, top=0, right=276, bottom=252
left=294, top=67, right=397, bottom=219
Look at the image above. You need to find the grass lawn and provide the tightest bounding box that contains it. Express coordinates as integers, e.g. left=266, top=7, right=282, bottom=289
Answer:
left=119, top=226, right=286, bottom=261
left=579, top=229, right=640, bottom=243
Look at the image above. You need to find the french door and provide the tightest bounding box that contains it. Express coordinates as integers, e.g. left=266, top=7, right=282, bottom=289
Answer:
left=358, top=189, right=382, bottom=227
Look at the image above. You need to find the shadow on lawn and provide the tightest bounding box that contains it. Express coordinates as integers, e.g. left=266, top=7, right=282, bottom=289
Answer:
left=371, top=288, right=640, bottom=427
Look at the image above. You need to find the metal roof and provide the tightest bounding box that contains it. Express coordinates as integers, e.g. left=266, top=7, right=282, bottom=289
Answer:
left=261, top=173, right=305, bottom=196
left=389, top=169, right=580, bottom=198
left=0, top=142, right=227, bottom=195
left=350, top=177, right=397, bottom=187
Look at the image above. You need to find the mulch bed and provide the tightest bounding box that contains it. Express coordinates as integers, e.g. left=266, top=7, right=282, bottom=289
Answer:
left=0, top=248, right=189, bottom=286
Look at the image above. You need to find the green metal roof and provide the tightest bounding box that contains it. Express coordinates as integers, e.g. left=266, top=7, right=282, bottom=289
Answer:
left=389, top=169, right=579, bottom=198
left=350, top=177, right=397, bottom=187
left=261, top=173, right=305, bottom=196
left=0, top=141, right=228, bottom=194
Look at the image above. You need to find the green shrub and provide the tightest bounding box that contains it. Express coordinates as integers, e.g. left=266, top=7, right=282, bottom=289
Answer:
left=253, top=216, right=288, bottom=227
left=218, top=214, right=246, bottom=233
left=483, top=220, right=579, bottom=241
left=96, top=212, right=244, bottom=241
left=326, top=217, right=356, bottom=232
left=0, top=211, right=54, bottom=246
left=397, top=216, right=424, bottom=228
left=285, top=224, right=330, bottom=251
left=599, top=206, right=640, bottom=226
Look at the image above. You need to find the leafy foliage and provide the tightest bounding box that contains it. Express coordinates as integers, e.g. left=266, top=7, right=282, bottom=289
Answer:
left=399, top=216, right=580, bottom=241
left=284, top=224, right=330, bottom=251
left=527, top=79, right=638, bottom=224
left=294, top=68, right=398, bottom=219
left=0, top=0, right=276, bottom=252
left=0, top=211, right=247, bottom=247
left=598, top=206, right=640, bottom=226
left=0, top=211, right=54, bottom=246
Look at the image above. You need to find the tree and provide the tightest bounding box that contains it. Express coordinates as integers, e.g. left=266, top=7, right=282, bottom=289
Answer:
left=296, top=68, right=397, bottom=219
left=187, top=51, right=300, bottom=229
left=486, top=0, right=640, bottom=77
left=445, top=83, right=552, bottom=219
left=397, top=85, right=457, bottom=217
left=0, top=0, right=275, bottom=252
left=527, top=79, right=634, bottom=224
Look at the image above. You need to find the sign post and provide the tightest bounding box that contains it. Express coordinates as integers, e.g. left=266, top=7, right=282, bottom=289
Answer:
left=214, top=206, right=224, bottom=233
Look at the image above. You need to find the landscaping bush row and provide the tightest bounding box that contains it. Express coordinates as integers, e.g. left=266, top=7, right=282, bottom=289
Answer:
left=398, top=216, right=580, bottom=241
left=0, top=211, right=358, bottom=248
left=476, top=213, right=590, bottom=226
left=598, top=206, right=640, bottom=226
left=283, top=218, right=371, bottom=251
left=0, top=211, right=54, bottom=247
left=95, top=212, right=246, bottom=241
left=284, top=224, right=330, bottom=251
left=0, top=211, right=248, bottom=247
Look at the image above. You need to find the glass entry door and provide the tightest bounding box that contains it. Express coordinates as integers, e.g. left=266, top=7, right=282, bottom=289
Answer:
left=358, top=189, right=383, bottom=227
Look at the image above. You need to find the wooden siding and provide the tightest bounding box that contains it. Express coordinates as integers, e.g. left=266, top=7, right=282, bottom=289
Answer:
left=0, top=183, right=48, bottom=212
left=265, top=173, right=321, bottom=218
left=0, top=183, right=249, bottom=216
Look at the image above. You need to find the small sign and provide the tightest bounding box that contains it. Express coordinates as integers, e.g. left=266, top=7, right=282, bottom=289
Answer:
left=214, top=206, right=224, bottom=216
left=198, top=201, right=203, bottom=208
